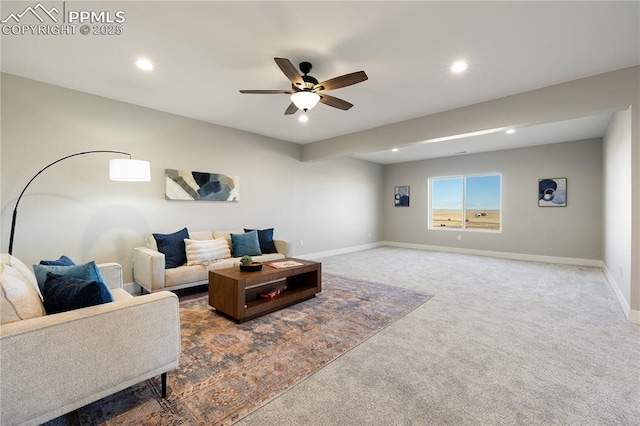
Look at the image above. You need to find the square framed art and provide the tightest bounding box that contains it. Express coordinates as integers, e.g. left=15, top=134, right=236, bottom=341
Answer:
left=538, top=178, right=566, bottom=207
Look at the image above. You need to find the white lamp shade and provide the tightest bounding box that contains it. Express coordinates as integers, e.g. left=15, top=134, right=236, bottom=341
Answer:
left=290, top=91, right=320, bottom=111
left=109, top=159, right=151, bottom=181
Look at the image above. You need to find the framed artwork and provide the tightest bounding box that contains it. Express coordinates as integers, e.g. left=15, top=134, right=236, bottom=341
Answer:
left=538, top=178, right=566, bottom=207
left=165, top=169, right=239, bottom=201
left=394, top=186, right=410, bottom=207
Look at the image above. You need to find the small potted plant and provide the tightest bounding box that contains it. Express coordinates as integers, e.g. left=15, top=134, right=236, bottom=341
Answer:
left=239, top=255, right=262, bottom=272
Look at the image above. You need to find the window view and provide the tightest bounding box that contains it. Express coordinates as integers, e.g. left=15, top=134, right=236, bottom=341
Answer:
left=431, top=177, right=464, bottom=228
left=430, top=174, right=501, bottom=231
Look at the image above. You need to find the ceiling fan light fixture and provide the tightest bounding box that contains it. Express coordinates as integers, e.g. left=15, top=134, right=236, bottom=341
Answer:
left=291, top=91, right=320, bottom=111
left=240, top=58, right=367, bottom=115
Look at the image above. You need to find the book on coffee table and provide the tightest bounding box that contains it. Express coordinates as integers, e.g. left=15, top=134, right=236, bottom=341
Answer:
left=258, top=285, right=287, bottom=299
left=267, top=260, right=305, bottom=269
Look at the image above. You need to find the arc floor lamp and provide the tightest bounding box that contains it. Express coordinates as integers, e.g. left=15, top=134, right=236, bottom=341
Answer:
left=8, top=150, right=151, bottom=255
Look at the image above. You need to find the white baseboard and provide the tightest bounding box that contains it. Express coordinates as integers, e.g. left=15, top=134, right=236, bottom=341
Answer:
left=382, top=241, right=604, bottom=267
left=602, top=265, right=640, bottom=325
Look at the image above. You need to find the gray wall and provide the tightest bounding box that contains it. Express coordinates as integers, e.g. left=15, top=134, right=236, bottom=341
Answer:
left=383, top=139, right=603, bottom=260
left=1, top=74, right=383, bottom=282
left=603, top=108, right=632, bottom=305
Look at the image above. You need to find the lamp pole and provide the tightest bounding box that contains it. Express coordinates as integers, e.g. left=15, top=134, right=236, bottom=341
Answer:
left=8, top=150, right=135, bottom=255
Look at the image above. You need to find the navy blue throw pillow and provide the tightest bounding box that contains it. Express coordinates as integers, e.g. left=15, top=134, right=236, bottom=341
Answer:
left=154, top=228, right=189, bottom=269
left=43, top=272, right=114, bottom=315
left=39, top=255, right=76, bottom=266
left=244, top=228, right=278, bottom=254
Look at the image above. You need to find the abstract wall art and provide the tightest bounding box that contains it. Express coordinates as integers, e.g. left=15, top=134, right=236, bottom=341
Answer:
left=538, top=178, right=566, bottom=207
left=165, top=169, right=239, bottom=201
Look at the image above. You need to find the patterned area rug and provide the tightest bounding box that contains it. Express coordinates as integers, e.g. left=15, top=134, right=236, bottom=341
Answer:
left=49, top=273, right=432, bottom=425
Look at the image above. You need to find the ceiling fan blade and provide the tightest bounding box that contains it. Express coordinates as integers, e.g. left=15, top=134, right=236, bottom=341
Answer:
left=314, top=71, right=368, bottom=92
left=319, top=94, right=353, bottom=110
left=274, top=58, right=304, bottom=87
left=284, top=102, right=298, bottom=115
left=239, top=90, right=294, bottom=94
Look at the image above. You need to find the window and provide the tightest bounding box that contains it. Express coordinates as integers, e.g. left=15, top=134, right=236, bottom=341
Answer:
left=429, top=174, right=501, bottom=231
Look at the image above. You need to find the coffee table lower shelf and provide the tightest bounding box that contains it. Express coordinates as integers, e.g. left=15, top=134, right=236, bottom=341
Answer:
left=244, top=286, right=318, bottom=318
left=208, top=259, right=321, bottom=322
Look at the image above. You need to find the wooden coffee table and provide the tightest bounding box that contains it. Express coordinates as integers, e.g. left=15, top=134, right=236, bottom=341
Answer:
left=208, top=258, right=321, bottom=322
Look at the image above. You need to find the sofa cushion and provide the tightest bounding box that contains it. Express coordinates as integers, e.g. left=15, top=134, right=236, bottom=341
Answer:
left=213, top=230, right=244, bottom=251
left=188, top=231, right=214, bottom=241
left=154, top=227, right=189, bottom=269
left=231, top=230, right=262, bottom=257
left=42, top=273, right=114, bottom=315
left=165, top=265, right=208, bottom=287
left=164, top=259, right=235, bottom=288
left=33, top=261, right=105, bottom=294
left=184, top=238, right=231, bottom=266
left=0, top=264, right=46, bottom=324
left=145, top=234, right=159, bottom=251
left=244, top=228, right=278, bottom=254
left=39, top=255, right=76, bottom=266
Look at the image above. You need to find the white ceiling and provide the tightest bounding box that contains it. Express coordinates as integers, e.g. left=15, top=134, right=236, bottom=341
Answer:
left=1, top=1, right=638, bottom=164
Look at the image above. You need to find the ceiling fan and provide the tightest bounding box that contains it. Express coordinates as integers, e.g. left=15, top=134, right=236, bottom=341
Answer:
left=239, top=58, right=368, bottom=115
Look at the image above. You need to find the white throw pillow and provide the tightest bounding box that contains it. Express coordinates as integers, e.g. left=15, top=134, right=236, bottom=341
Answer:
left=1, top=263, right=46, bottom=324
left=1, top=253, right=42, bottom=300
left=184, top=238, right=231, bottom=266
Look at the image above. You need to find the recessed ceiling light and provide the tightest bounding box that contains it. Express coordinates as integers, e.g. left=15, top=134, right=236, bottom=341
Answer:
left=392, top=148, right=399, bottom=152
left=506, top=129, right=516, bottom=134
left=298, top=114, right=309, bottom=123
left=451, top=60, right=468, bottom=73
left=136, top=58, right=153, bottom=71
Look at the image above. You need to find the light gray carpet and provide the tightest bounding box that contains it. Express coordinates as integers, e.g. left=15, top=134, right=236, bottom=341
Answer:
left=237, top=247, right=640, bottom=425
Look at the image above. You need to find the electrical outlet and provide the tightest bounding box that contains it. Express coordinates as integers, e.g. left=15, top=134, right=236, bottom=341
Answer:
left=368, top=232, right=372, bottom=238
left=457, top=235, right=462, bottom=241
left=300, top=240, right=304, bottom=247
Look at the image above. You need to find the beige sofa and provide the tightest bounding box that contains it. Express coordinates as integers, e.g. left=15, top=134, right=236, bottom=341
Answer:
left=0, top=254, right=181, bottom=426
left=133, top=230, right=291, bottom=293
